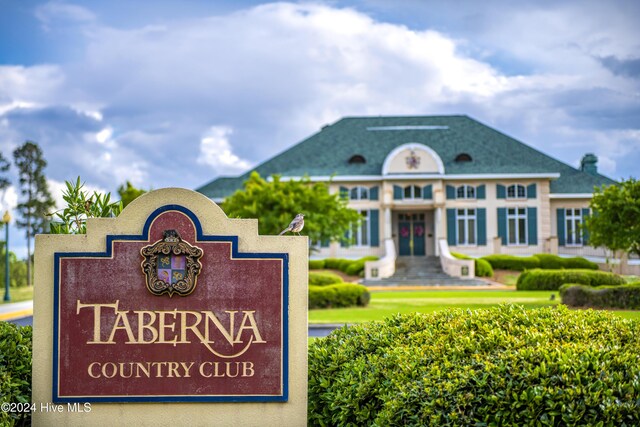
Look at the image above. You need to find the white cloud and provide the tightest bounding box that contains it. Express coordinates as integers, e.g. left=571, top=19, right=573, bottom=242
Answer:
left=198, top=126, right=251, bottom=173
left=35, top=1, right=96, bottom=29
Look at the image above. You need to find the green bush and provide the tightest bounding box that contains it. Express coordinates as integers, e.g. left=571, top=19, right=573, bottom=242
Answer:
left=308, top=305, right=640, bottom=426
left=533, top=254, right=598, bottom=270
left=309, top=272, right=343, bottom=286
left=309, top=283, right=370, bottom=309
left=308, top=259, right=325, bottom=270
left=561, top=282, right=640, bottom=309
left=317, top=256, right=379, bottom=276
left=482, top=254, right=598, bottom=272
left=481, top=254, right=540, bottom=271
left=451, top=252, right=494, bottom=277
left=323, top=258, right=343, bottom=270
left=516, top=268, right=625, bottom=290
left=0, top=323, right=32, bottom=427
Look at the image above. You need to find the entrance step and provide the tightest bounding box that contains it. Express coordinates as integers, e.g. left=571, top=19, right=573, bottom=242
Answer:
left=361, top=256, right=487, bottom=286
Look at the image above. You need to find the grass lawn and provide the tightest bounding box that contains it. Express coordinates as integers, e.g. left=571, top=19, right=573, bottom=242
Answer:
left=309, top=289, right=560, bottom=323
left=0, top=286, right=33, bottom=304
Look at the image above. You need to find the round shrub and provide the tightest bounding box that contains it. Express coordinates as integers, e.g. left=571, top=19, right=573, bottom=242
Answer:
left=561, top=282, right=640, bottom=309
left=309, top=272, right=343, bottom=286
left=308, top=259, right=326, bottom=270
left=308, top=305, right=640, bottom=426
left=0, top=323, right=32, bottom=427
left=516, top=268, right=625, bottom=290
left=474, top=258, right=494, bottom=277
left=308, top=283, right=370, bottom=309
left=481, top=254, right=540, bottom=271
left=451, top=252, right=494, bottom=277
left=561, top=256, right=599, bottom=270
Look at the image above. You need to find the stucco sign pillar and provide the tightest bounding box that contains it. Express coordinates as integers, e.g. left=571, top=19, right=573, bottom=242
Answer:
left=32, top=188, right=308, bottom=426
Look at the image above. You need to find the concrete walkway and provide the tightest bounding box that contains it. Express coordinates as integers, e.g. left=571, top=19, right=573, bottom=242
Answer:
left=0, top=300, right=33, bottom=321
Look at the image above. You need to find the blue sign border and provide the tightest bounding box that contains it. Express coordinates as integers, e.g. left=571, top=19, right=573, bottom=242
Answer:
left=52, top=204, right=289, bottom=403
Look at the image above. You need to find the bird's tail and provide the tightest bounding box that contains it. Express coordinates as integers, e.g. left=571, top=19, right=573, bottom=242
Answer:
left=278, top=228, right=290, bottom=236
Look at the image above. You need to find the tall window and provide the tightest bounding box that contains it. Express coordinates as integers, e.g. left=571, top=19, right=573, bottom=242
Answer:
left=457, top=208, right=476, bottom=245
left=350, top=210, right=369, bottom=246
left=350, top=186, right=368, bottom=200
left=403, top=185, right=422, bottom=199
left=456, top=185, right=475, bottom=199
left=507, top=207, right=527, bottom=245
left=565, top=208, right=583, bottom=246
left=507, top=184, right=526, bottom=199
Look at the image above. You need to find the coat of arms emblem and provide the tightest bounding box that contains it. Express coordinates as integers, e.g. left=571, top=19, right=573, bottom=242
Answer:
left=141, top=229, right=203, bottom=297
left=406, top=150, right=421, bottom=169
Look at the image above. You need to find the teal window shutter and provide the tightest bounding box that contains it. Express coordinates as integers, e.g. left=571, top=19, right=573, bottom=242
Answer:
left=370, top=209, right=379, bottom=247
left=557, top=209, right=566, bottom=246
left=476, top=185, right=486, bottom=199
left=446, top=209, right=456, bottom=245
left=339, top=186, right=349, bottom=198
left=422, top=185, right=432, bottom=199
left=393, top=185, right=402, bottom=200
left=369, top=186, right=379, bottom=200
left=497, top=184, right=506, bottom=199
left=527, top=207, right=537, bottom=245
left=446, top=185, right=456, bottom=199
left=527, top=183, right=537, bottom=199
left=321, top=239, right=330, bottom=248
left=581, top=208, right=590, bottom=244
left=497, top=207, right=507, bottom=245
left=477, top=208, right=487, bottom=245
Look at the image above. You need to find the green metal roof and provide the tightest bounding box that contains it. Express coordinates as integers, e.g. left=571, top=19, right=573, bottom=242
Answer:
left=196, top=115, right=616, bottom=198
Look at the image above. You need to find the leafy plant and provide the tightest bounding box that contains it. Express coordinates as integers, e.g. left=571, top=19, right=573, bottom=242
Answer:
left=0, top=323, right=32, bottom=427
left=308, top=305, right=640, bottom=426
left=309, top=272, right=343, bottom=286
left=309, top=283, right=370, bottom=309
left=451, top=252, right=494, bottom=277
left=49, top=177, right=122, bottom=234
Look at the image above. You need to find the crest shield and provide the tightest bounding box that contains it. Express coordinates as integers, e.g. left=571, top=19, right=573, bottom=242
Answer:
left=140, top=229, right=203, bottom=297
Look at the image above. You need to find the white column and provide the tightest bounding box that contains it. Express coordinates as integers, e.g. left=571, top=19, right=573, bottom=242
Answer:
left=434, top=207, right=442, bottom=256
left=384, top=207, right=392, bottom=240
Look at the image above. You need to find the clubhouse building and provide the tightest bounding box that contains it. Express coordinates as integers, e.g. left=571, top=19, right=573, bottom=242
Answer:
left=197, top=116, right=616, bottom=279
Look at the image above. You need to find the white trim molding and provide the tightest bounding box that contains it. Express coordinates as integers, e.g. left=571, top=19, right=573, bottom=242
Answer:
left=549, top=193, right=593, bottom=199
left=274, top=172, right=560, bottom=182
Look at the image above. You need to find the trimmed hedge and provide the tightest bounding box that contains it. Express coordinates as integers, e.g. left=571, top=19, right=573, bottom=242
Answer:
left=516, top=268, right=625, bottom=290
left=481, top=254, right=540, bottom=271
left=309, top=283, right=370, bottom=309
left=0, top=323, right=32, bottom=427
left=482, top=254, right=598, bottom=271
left=308, top=305, right=640, bottom=426
left=308, top=271, right=343, bottom=286
left=319, top=256, right=379, bottom=277
left=451, top=252, right=494, bottom=277
left=308, top=259, right=326, bottom=270
left=561, top=282, right=640, bottom=309
left=534, top=254, right=598, bottom=270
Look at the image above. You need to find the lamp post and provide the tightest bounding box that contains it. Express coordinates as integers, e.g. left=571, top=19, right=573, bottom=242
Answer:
left=2, top=211, right=9, bottom=302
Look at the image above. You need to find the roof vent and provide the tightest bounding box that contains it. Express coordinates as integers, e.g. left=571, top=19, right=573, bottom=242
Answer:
left=455, top=153, right=472, bottom=162
left=348, top=154, right=366, bottom=164
left=580, top=153, right=598, bottom=175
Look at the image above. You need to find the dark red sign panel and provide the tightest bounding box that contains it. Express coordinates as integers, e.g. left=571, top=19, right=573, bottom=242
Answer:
left=53, top=206, right=288, bottom=402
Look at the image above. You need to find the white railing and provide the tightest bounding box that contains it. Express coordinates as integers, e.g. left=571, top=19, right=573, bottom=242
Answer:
left=364, top=238, right=396, bottom=280
left=438, top=238, right=475, bottom=278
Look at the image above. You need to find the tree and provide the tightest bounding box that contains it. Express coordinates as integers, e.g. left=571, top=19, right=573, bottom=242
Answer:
left=13, top=141, right=55, bottom=286
left=585, top=178, right=640, bottom=257
left=221, top=172, right=361, bottom=246
left=49, top=177, right=122, bottom=234
left=117, top=180, right=147, bottom=208
left=0, top=152, right=10, bottom=192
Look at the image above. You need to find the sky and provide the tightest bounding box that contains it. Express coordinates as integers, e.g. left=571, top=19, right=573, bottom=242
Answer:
left=0, top=0, right=639, bottom=258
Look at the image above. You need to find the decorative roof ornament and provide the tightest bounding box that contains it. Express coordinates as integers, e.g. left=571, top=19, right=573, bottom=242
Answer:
left=406, top=150, right=421, bottom=170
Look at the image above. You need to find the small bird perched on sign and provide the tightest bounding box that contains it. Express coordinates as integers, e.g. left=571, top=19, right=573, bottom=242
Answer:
left=279, top=213, right=305, bottom=236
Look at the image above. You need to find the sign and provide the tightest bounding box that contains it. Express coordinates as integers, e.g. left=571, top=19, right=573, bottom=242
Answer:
left=53, top=205, right=288, bottom=402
